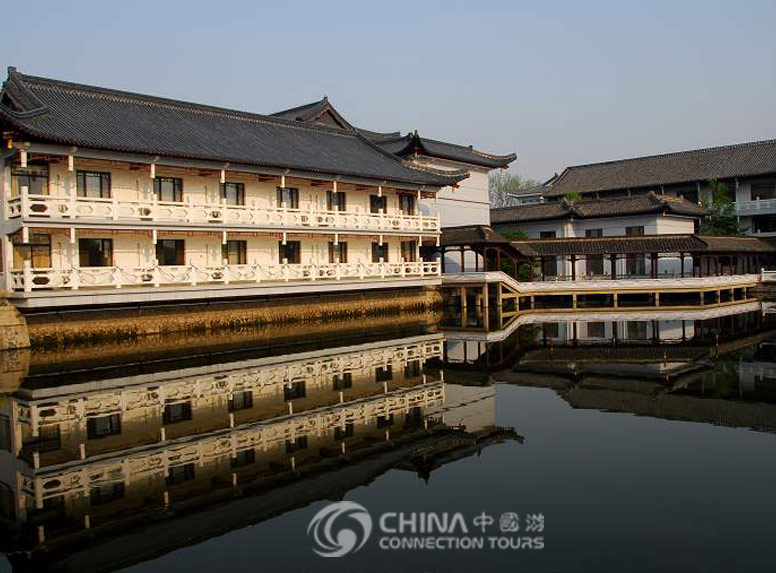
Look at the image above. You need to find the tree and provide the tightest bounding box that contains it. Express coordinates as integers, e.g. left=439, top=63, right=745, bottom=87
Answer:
left=698, top=179, right=743, bottom=235
left=564, top=191, right=583, bottom=204
left=489, top=172, right=542, bottom=208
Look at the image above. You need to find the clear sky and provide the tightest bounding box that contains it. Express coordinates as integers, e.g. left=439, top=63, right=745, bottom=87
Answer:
left=2, top=0, right=774, bottom=181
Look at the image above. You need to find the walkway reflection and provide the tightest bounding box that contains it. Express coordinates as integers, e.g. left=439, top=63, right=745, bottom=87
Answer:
left=441, top=303, right=776, bottom=431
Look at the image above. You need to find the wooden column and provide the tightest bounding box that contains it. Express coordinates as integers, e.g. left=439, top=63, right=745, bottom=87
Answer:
left=540, top=257, right=546, bottom=281
left=650, top=252, right=658, bottom=278
left=570, top=254, right=576, bottom=281
left=679, top=253, right=685, bottom=278
left=610, top=254, right=617, bottom=280
left=460, top=247, right=465, bottom=273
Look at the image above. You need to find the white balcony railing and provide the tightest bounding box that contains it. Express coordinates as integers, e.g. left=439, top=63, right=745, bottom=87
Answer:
left=735, top=198, right=776, bottom=216
left=9, top=261, right=441, bottom=292
left=5, top=192, right=440, bottom=233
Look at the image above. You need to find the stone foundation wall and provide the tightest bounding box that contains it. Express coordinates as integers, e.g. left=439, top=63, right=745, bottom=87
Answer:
left=0, top=300, right=30, bottom=350
left=25, top=287, right=442, bottom=348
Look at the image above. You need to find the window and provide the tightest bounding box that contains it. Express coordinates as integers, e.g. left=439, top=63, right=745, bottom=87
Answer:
left=230, top=449, right=256, bottom=468
left=329, top=242, right=348, bottom=264
left=399, top=194, right=416, bottom=215
left=377, top=413, right=394, bottom=428
left=542, top=323, right=559, bottom=338
left=405, top=407, right=423, bottom=426
left=400, top=241, right=417, bottom=263
left=166, top=463, right=195, bottom=484
left=221, top=182, right=245, bottom=205
left=86, top=414, right=121, bottom=440
left=585, top=229, right=603, bottom=238
left=626, top=226, right=645, bottom=237
left=279, top=241, right=301, bottom=264
left=370, top=195, right=387, bottom=214
left=276, top=187, right=299, bottom=209
left=375, top=365, right=393, bottom=382
left=90, top=483, right=125, bottom=505
left=222, top=240, right=247, bottom=265
left=79, top=238, right=113, bottom=267
left=12, top=164, right=48, bottom=196
left=541, top=256, right=557, bottom=277
left=334, top=423, right=354, bottom=441
left=404, top=360, right=421, bottom=378
left=751, top=179, right=776, bottom=201
left=587, top=322, right=606, bottom=338
left=77, top=171, right=111, bottom=198
left=156, top=239, right=185, bottom=266
left=372, top=242, right=389, bottom=263
left=229, top=391, right=253, bottom=412
left=332, top=373, right=353, bottom=390
left=327, top=191, right=347, bottom=211
left=627, top=321, right=648, bottom=340
left=285, top=436, right=308, bottom=453
left=13, top=233, right=51, bottom=269
left=163, top=402, right=192, bottom=424
left=587, top=255, right=604, bottom=276
left=539, top=231, right=556, bottom=239
left=154, top=177, right=183, bottom=202
left=284, top=381, right=306, bottom=401
left=626, top=254, right=646, bottom=276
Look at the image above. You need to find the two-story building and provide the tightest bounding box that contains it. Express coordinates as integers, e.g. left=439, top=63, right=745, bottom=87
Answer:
left=0, top=68, right=515, bottom=311
left=541, top=139, right=776, bottom=236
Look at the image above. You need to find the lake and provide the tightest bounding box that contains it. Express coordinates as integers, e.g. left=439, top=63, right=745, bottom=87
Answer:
left=1, top=304, right=775, bottom=572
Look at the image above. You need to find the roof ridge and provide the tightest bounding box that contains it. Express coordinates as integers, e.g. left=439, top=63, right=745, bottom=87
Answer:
left=564, top=138, right=776, bottom=171
left=416, top=134, right=516, bottom=159
left=270, top=97, right=328, bottom=118
left=17, top=72, right=360, bottom=139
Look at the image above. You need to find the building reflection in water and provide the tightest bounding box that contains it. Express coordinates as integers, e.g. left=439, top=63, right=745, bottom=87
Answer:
left=0, top=321, right=519, bottom=572
left=441, top=302, right=776, bottom=430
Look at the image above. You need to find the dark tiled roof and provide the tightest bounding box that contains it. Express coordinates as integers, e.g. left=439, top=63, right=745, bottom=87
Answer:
left=696, top=235, right=776, bottom=253
left=375, top=132, right=516, bottom=169
left=441, top=225, right=535, bottom=258
left=0, top=69, right=464, bottom=188
left=509, top=234, right=776, bottom=256
left=545, top=139, right=776, bottom=197
left=490, top=192, right=708, bottom=224
left=273, top=98, right=516, bottom=169
left=441, top=225, right=513, bottom=247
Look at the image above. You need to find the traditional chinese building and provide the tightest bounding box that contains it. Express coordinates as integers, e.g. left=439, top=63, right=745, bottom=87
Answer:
left=0, top=68, right=512, bottom=311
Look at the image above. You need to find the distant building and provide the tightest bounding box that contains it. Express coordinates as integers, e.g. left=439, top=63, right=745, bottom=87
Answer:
left=506, top=183, right=546, bottom=205
left=541, top=139, right=776, bottom=236
left=491, top=192, right=707, bottom=239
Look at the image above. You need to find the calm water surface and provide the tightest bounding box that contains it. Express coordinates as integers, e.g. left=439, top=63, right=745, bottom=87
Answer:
left=1, top=306, right=775, bottom=572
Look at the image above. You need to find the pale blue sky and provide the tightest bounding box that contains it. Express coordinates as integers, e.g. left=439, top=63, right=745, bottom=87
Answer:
left=2, top=0, right=774, bottom=181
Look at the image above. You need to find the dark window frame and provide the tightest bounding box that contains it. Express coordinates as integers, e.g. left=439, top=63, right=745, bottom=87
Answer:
left=371, top=242, right=389, bottom=263
left=222, top=240, right=247, bottom=265
left=163, top=401, right=193, bottom=424
left=370, top=195, right=388, bottom=214
left=328, top=241, right=348, bottom=264
left=229, top=390, right=254, bottom=412
left=86, top=414, right=122, bottom=440
left=79, top=238, right=114, bottom=267
left=276, top=187, right=299, bottom=209
left=76, top=171, right=111, bottom=199
left=154, top=177, right=183, bottom=202
left=220, top=182, right=245, bottom=206
left=12, top=163, right=49, bottom=196
left=326, top=190, right=347, bottom=211
left=156, top=239, right=186, bottom=266
left=279, top=241, right=301, bottom=264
